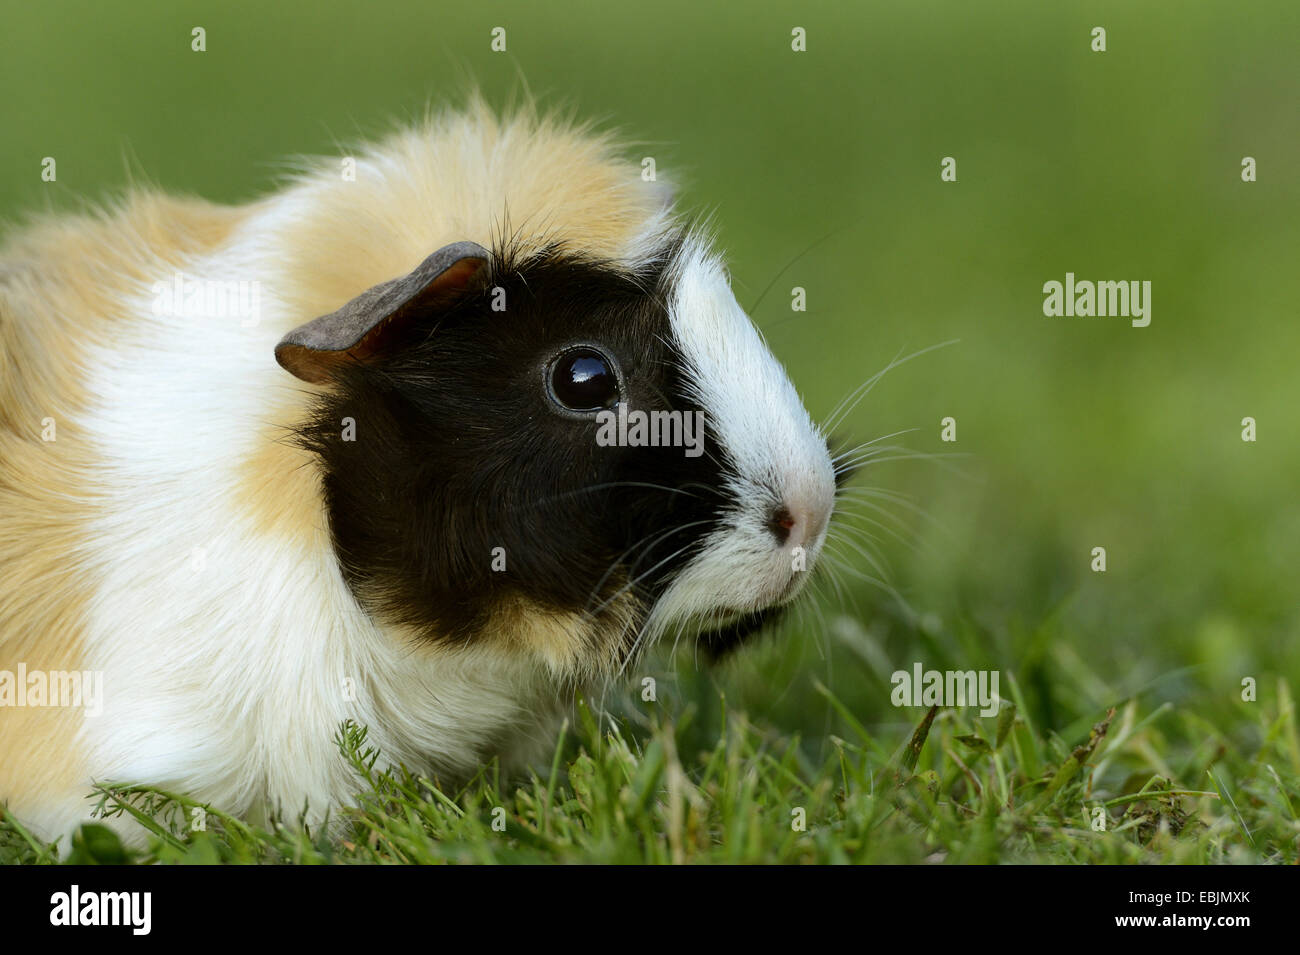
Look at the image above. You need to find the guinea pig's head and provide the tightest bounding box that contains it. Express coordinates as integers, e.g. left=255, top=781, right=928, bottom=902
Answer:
left=278, top=233, right=837, bottom=677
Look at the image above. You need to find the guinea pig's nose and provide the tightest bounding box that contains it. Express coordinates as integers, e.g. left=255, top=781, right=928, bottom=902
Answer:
left=767, top=506, right=796, bottom=545
left=766, top=501, right=828, bottom=549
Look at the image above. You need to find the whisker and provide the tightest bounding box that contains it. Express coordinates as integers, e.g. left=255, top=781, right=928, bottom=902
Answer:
left=592, top=532, right=708, bottom=620
left=822, top=339, right=959, bottom=434
left=583, top=519, right=714, bottom=619
left=829, top=429, right=919, bottom=465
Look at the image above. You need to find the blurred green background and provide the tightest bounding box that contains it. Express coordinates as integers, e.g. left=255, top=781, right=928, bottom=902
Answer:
left=3, top=0, right=1297, bottom=750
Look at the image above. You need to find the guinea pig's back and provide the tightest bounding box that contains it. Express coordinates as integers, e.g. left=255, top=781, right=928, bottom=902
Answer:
left=0, top=194, right=247, bottom=837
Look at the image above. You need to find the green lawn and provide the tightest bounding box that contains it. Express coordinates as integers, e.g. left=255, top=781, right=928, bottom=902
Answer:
left=4, top=678, right=1296, bottom=864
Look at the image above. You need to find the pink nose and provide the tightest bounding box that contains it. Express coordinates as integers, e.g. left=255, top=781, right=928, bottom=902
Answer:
left=767, top=502, right=828, bottom=549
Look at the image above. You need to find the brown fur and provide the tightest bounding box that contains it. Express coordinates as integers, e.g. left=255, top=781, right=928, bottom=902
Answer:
left=0, top=194, right=247, bottom=822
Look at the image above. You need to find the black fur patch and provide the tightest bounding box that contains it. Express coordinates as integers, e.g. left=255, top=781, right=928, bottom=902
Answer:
left=699, top=607, right=786, bottom=660
left=295, top=240, right=733, bottom=654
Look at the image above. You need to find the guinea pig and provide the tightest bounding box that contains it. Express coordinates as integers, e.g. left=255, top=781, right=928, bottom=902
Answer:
left=0, top=99, right=838, bottom=845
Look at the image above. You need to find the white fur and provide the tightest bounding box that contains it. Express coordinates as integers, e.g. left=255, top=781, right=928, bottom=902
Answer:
left=647, top=238, right=837, bottom=640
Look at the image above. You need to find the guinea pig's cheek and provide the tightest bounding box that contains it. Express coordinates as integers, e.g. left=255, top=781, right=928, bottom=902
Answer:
left=650, top=524, right=803, bottom=625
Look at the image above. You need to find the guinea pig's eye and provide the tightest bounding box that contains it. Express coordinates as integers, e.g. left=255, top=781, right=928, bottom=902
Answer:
left=547, top=347, right=621, bottom=413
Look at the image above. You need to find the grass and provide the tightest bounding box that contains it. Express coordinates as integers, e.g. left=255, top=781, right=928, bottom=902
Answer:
left=3, top=647, right=1296, bottom=864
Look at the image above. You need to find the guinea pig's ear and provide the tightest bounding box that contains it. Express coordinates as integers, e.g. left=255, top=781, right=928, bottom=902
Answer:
left=275, top=240, right=490, bottom=383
